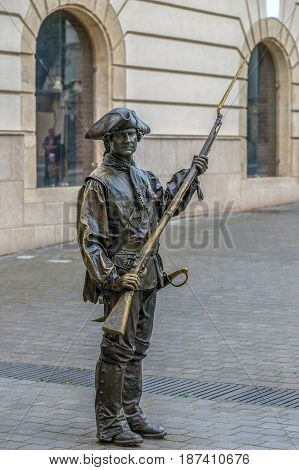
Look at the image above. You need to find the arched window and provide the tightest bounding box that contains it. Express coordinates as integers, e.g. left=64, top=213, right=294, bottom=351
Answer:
left=247, top=43, right=277, bottom=177
left=36, top=11, right=94, bottom=187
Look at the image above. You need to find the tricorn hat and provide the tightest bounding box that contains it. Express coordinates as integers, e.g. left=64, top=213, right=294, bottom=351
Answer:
left=85, top=108, right=151, bottom=140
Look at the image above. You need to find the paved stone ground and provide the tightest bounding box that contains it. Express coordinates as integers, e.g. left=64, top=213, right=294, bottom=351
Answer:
left=0, top=202, right=299, bottom=450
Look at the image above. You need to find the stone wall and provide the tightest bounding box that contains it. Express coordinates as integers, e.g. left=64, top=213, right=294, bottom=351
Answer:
left=0, top=0, right=299, bottom=255
left=0, top=0, right=119, bottom=255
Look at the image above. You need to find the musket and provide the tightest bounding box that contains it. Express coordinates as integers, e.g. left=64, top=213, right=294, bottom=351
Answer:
left=102, top=56, right=248, bottom=335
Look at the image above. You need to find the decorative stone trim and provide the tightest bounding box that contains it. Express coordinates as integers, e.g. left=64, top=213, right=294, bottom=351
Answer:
left=239, top=17, right=299, bottom=179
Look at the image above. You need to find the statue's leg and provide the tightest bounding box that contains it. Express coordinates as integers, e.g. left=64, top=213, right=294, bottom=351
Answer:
left=122, top=359, right=144, bottom=425
left=123, top=288, right=167, bottom=438
left=95, top=290, right=144, bottom=446
left=95, top=359, right=126, bottom=441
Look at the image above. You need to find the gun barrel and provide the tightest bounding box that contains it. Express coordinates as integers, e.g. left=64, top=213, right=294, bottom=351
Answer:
left=217, top=54, right=249, bottom=112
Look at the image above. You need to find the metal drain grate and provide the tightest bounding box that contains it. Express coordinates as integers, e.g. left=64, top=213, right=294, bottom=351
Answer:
left=0, top=362, right=94, bottom=387
left=1, top=361, right=298, bottom=409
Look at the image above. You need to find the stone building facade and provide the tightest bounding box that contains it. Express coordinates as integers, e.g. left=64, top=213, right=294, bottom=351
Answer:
left=0, top=0, right=299, bottom=255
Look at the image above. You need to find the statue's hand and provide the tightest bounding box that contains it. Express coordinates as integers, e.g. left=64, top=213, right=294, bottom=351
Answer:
left=111, top=273, right=140, bottom=291
left=193, top=154, right=208, bottom=175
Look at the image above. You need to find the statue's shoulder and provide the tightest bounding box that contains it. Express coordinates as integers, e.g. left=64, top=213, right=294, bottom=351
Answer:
left=85, top=165, right=113, bottom=187
left=77, top=166, right=112, bottom=202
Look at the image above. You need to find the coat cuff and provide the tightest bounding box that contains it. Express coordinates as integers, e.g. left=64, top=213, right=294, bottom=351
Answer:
left=98, top=268, right=119, bottom=295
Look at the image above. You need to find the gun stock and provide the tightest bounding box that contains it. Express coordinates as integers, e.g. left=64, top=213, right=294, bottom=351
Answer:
left=102, top=290, right=134, bottom=335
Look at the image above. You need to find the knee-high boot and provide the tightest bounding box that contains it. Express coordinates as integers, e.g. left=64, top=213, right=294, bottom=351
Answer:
left=95, top=359, right=125, bottom=440
left=95, top=359, right=143, bottom=445
left=122, top=360, right=146, bottom=428
left=123, top=361, right=167, bottom=438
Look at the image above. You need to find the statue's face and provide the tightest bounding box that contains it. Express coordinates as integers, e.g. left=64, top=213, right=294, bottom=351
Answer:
left=110, top=128, right=138, bottom=158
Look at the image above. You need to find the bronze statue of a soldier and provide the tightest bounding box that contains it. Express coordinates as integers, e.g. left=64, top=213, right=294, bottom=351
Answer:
left=77, top=108, right=208, bottom=446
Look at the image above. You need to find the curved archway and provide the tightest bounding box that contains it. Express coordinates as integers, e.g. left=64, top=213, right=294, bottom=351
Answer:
left=20, top=1, right=126, bottom=189
left=247, top=42, right=277, bottom=177
left=36, top=10, right=94, bottom=187
left=240, top=18, right=295, bottom=180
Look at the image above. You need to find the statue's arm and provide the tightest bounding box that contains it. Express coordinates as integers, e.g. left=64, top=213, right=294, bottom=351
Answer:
left=77, top=179, right=118, bottom=288
left=147, top=168, right=204, bottom=218
left=165, top=168, right=204, bottom=215
left=165, top=155, right=208, bottom=214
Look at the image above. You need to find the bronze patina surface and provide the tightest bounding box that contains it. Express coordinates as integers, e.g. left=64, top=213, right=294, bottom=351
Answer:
left=77, top=107, right=208, bottom=446
left=77, top=55, right=245, bottom=444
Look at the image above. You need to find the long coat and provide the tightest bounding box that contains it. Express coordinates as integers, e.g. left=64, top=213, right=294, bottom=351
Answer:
left=77, top=154, right=203, bottom=304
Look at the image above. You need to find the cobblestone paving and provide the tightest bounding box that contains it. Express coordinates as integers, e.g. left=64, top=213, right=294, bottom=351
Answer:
left=0, top=202, right=298, bottom=450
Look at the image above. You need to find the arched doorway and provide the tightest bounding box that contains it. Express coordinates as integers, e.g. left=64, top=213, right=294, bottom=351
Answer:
left=247, top=43, right=277, bottom=177
left=36, top=11, right=94, bottom=187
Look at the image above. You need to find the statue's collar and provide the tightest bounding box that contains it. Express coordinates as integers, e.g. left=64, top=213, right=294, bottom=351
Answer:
left=103, top=153, right=134, bottom=172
